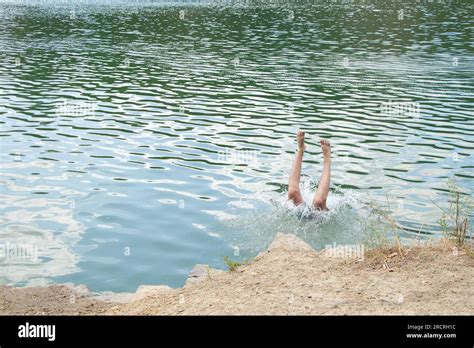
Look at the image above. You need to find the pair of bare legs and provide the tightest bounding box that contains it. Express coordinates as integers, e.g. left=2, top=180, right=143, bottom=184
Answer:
left=288, top=131, right=331, bottom=211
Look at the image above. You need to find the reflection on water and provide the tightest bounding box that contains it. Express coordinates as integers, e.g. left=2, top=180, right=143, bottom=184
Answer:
left=0, top=188, right=84, bottom=285
left=0, top=0, right=473, bottom=291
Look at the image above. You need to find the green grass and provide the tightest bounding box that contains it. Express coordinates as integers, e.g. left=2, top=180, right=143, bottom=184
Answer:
left=223, top=256, right=250, bottom=272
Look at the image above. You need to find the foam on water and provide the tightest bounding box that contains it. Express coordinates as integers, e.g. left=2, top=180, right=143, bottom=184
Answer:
left=220, top=180, right=370, bottom=257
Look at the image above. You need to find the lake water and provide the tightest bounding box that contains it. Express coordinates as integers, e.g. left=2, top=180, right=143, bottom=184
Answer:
left=0, top=0, right=473, bottom=292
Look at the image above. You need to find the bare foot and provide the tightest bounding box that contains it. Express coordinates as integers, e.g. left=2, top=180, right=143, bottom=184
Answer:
left=297, top=130, right=306, bottom=152
left=320, top=139, right=331, bottom=159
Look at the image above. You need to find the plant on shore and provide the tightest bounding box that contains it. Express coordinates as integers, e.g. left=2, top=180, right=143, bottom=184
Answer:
left=224, top=256, right=250, bottom=272
left=223, top=256, right=242, bottom=272
left=359, top=194, right=413, bottom=267
left=360, top=179, right=473, bottom=265
left=361, top=197, right=401, bottom=250
left=433, top=179, right=473, bottom=247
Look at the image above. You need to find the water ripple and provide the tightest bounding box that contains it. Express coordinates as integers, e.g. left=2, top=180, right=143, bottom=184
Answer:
left=0, top=0, right=473, bottom=291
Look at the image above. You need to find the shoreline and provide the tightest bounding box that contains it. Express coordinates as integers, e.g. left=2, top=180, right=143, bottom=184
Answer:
left=1, top=233, right=473, bottom=315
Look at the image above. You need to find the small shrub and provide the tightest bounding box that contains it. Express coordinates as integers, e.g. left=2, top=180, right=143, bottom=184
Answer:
left=224, top=256, right=243, bottom=272
left=436, top=179, right=473, bottom=247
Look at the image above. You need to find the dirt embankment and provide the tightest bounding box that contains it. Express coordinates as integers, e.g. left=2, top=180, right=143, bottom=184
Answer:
left=1, top=233, right=473, bottom=315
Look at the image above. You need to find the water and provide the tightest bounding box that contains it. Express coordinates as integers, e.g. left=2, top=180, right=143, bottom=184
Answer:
left=0, top=0, right=473, bottom=292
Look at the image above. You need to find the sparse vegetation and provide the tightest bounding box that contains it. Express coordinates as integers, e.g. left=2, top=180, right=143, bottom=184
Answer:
left=224, top=256, right=243, bottom=272
left=434, top=179, right=473, bottom=247
left=362, top=179, right=473, bottom=261
left=224, top=256, right=251, bottom=272
left=361, top=198, right=401, bottom=250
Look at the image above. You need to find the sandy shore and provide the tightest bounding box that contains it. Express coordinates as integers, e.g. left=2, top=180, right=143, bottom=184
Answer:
left=1, top=233, right=473, bottom=315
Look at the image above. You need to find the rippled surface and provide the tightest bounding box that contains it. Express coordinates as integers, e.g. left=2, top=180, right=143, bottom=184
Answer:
left=0, top=0, right=473, bottom=291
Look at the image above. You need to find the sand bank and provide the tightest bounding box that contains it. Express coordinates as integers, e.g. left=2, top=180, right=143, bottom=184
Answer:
left=1, top=233, right=472, bottom=315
